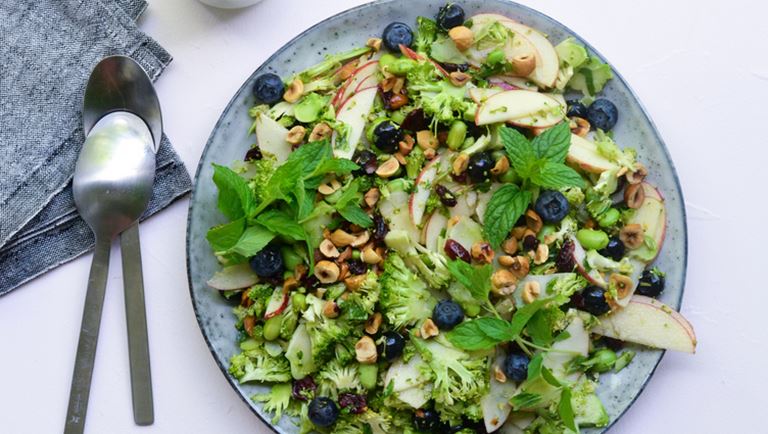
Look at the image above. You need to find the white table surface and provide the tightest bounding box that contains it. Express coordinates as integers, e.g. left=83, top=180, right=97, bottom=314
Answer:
left=2, top=0, right=767, bottom=433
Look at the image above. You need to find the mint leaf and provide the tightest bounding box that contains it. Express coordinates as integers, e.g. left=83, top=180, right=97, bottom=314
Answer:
left=527, top=309, right=555, bottom=346
left=483, top=185, right=531, bottom=247
left=559, top=388, right=579, bottom=433
left=447, top=317, right=514, bottom=350
left=229, top=224, right=275, bottom=257
left=531, top=122, right=571, bottom=163
left=256, top=209, right=306, bottom=241
left=312, top=158, right=360, bottom=177
left=335, top=179, right=362, bottom=210
left=526, top=352, right=544, bottom=381
left=212, top=164, right=255, bottom=220
left=542, top=366, right=563, bottom=387
left=500, top=127, right=536, bottom=178
left=508, top=298, right=548, bottom=338
left=445, top=260, right=493, bottom=301
left=531, top=161, right=585, bottom=189
left=206, top=218, right=246, bottom=251
left=337, top=204, right=373, bottom=227
left=511, top=392, right=543, bottom=410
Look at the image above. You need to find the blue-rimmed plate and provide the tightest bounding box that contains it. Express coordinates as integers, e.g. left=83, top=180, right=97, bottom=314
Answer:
left=186, top=1, right=687, bottom=432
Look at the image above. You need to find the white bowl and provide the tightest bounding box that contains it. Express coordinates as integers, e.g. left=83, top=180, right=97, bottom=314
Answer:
left=197, top=0, right=264, bottom=9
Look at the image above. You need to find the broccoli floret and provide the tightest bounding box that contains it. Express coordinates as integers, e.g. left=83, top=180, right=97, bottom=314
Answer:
left=594, top=130, right=637, bottom=171
left=548, top=273, right=589, bottom=301
left=413, top=16, right=438, bottom=53
left=407, top=64, right=476, bottom=127
left=252, top=383, right=292, bottom=424
left=296, top=46, right=371, bottom=81
left=338, top=271, right=380, bottom=322
left=544, top=215, right=577, bottom=246
left=229, top=346, right=292, bottom=383
left=459, top=134, right=495, bottom=156
left=244, top=156, right=279, bottom=205
left=585, top=250, right=635, bottom=275
left=411, top=335, right=489, bottom=407
left=379, top=253, right=437, bottom=328
left=301, top=294, right=351, bottom=362
left=384, top=230, right=452, bottom=288
left=585, top=187, right=613, bottom=221
left=405, top=146, right=426, bottom=179
left=316, top=359, right=362, bottom=397
left=334, top=409, right=403, bottom=434
left=561, top=186, right=585, bottom=207
left=435, top=399, right=483, bottom=426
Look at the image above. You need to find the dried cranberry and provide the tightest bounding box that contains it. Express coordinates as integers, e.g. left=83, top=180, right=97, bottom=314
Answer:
left=301, top=274, right=321, bottom=291
left=522, top=235, right=539, bottom=251
left=555, top=239, right=576, bottom=272
left=347, top=259, right=367, bottom=275
left=435, top=184, right=457, bottom=207
left=439, top=62, right=469, bottom=73
left=244, top=146, right=263, bottom=161
left=353, top=150, right=378, bottom=176
left=451, top=172, right=468, bottom=184
left=444, top=239, right=471, bottom=263
left=372, top=213, right=389, bottom=244
left=400, top=108, right=428, bottom=132
left=436, top=130, right=449, bottom=146
left=602, top=337, right=624, bottom=351
left=381, top=91, right=409, bottom=110
left=292, top=376, right=317, bottom=401
left=338, top=392, right=367, bottom=414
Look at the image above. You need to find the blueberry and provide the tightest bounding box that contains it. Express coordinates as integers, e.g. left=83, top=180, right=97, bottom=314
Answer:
left=380, top=331, right=405, bottom=361
left=252, top=73, right=284, bottom=104
left=503, top=353, right=530, bottom=382
left=467, top=152, right=495, bottom=183
left=308, top=397, right=339, bottom=427
left=566, top=100, right=589, bottom=118
left=382, top=22, right=414, bottom=52
left=249, top=244, right=284, bottom=278
left=636, top=269, right=665, bottom=297
left=436, top=3, right=465, bottom=30
left=373, top=120, right=403, bottom=154
left=433, top=300, right=464, bottom=330
left=414, top=408, right=440, bottom=431
left=581, top=286, right=611, bottom=316
left=599, top=237, right=625, bottom=261
left=534, top=190, right=570, bottom=223
left=587, top=99, right=618, bottom=131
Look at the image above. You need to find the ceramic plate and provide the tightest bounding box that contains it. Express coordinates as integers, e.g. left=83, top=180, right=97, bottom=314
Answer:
left=186, top=1, right=688, bottom=432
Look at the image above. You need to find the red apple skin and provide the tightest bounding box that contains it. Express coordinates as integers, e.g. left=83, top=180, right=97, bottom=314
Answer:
left=336, top=86, right=377, bottom=112
left=353, top=73, right=377, bottom=93
left=264, top=290, right=289, bottom=319
left=332, top=60, right=379, bottom=109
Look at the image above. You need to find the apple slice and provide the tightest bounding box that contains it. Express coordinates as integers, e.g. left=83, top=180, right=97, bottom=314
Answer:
left=544, top=315, right=589, bottom=381
left=474, top=183, right=501, bottom=224
left=482, top=356, right=519, bottom=432
left=332, top=86, right=377, bottom=159
left=592, top=295, right=697, bottom=353
left=568, top=235, right=607, bottom=287
left=499, top=413, right=535, bottom=434
left=466, top=14, right=539, bottom=72
left=285, top=323, right=315, bottom=379
left=613, top=258, right=647, bottom=307
left=500, top=20, right=560, bottom=88
left=353, top=73, right=379, bottom=93
left=206, top=263, right=259, bottom=290
left=422, top=212, right=448, bottom=252
left=475, top=90, right=564, bottom=127
left=492, top=75, right=539, bottom=91
left=445, top=215, right=484, bottom=252
left=627, top=182, right=667, bottom=262
left=264, top=287, right=289, bottom=319
left=254, top=112, right=292, bottom=164
left=379, top=187, right=422, bottom=245
left=567, top=134, right=619, bottom=174
left=409, top=159, right=440, bottom=227
left=384, top=353, right=430, bottom=392
left=333, top=60, right=378, bottom=109
left=468, top=87, right=503, bottom=104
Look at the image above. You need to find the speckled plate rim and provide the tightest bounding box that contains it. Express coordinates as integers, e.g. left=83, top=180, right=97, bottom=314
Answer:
left=186, top=1, right=688, bottom=432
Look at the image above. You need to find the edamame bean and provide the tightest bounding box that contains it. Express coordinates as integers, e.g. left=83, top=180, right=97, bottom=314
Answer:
left=597, top=208, right=620, bottom=228
left=263, top=315, right=282, bottom=341
left=378, top=53, right=397, bottom=71
left=576, top=228, right=610, bottom=250
left=291, top=292, right=307, bottom=312
left=446, top=120, right=467, bottom=150
left=358, top=364, right=378, bottom=390
left=388, top=58, right=417, bottom=76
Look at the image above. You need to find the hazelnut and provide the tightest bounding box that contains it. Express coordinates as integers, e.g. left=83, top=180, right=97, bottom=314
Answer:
left=364, top=188, right=380, bottom=208
left=240, top=290, right=253, bottom=308
left=351, top=231, right=371, bottom=248
left=610, top=273, right=634, bottom=300
left=355, top=336, right=378, bottom=364
left=620, top=223, right=645, bottom=249
left=283, top=78, right=304, bottom=103
left=492, top=269, right=518, bottom=290
left=502, top=238, right=519, bottom=255
left=243, top=315, right=256, bottom=336
left=449, top=71, right=471, bottom=87
left=525, top=209, right=543, bottom=233
left=323, top=300, right=340, bottom=318
left=570, top=116, right=590, bottom=137
left=365, top=312, right=382, bottom=334
left=533, top=243, right=549, bottom=265
left=511, top=226, right=527, bottom=240
left=366, top=37, right=382, bottom=51
left=294, top=264, right=308, bottom=279
left=471, top=241, right=495, bottom=264
left=309, top=122, right=332, bottom=141
left=394, top=152, right=407, bottom=166
left=375, top=157, right=400, bottom=178
left=398, top=135, right=414, bottom=155
left=337, top=246, right=353, bottom=263
left=336, top=59, right=359, bottom=81
left=393, top=77, right=405, bottom=95
left=624, top=183, right=646, bottom=209
left=286, top=125, right=306, bottom=145
left=318, top=180, right=340, bottom=196
left=521, top=280, right=541, bottom=304
left=283, top=277, right=299, bottom=292
left=330, top=229, right=356, bottom=247
left=626, top=163, right=648, bottom=185
left=448, top=26, right=474, bottom=51
left=511, top=53, right=536, bottom=77
left=452, top=153, right=470, bottom=175
left=507, top=255, right=530, bottom=279
left=344, top=274, right=368, bottom=291
left=387, top=93, right=409, bottom=110
left=338, top=262, right=350, bottom=281
left=416, top=130, right=439, bottom=150
left=380, top=76, right=397, bottom=93
left=420, top=319, right=439, bottom=339
left=490, top=155, right=510, bottom=175
left=493, top=365, right=507, bottom=383
left=314, top=260, right=340, bottom=283
left=423, top=148, right=437, bottom=159
left=361, top=245, right=382, bottom=264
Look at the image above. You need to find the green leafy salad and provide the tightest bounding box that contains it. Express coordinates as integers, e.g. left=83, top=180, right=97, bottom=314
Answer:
left=204, top=4, right=696, bottom=433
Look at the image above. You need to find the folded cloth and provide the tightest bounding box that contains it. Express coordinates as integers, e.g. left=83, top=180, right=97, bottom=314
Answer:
left=0, top=0, right=192, bottom=295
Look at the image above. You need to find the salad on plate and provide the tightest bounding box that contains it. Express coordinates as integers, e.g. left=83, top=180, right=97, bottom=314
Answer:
left=204, top=3, right=696, bottom=433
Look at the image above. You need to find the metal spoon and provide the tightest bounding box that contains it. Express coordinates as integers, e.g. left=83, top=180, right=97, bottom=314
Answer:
left=65, top=56, right=159, bottom=433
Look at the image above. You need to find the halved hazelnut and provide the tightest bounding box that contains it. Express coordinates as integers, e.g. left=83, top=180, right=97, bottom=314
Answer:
left=533, top=243, right=549, bottom=265
left=351, top=231, right=371, bottom=248
left=286, top=125, right=306, bottom=145
left=471, top=241, right=495, bottom=264
left=449, top=71, right=471, bottom=87
left=521, top=280, right=541, bottom=304
left=570, top=116, right=590, bottom=137
left=283, top=78, right=304, bottom=103
left=610, top=273, right=634, bottom=299
left=338, top=262, right=350, bottom=281
left=420, top=318, right=439, bottom=339
left=323, top=300, right=340, bottom=318
left=493, top=365, right=507, bottom=383
left=416, top=130, right=439, bottom=150
left=490, top=155, right=510, bottom=175
left=624, top=183, right=646, bottom=209
left=344, top=274, right=367, bottom=291
left=364, top=188, right=380, bottom=208
left=314, top=260, right=340, bottom=283
left=240, top=290, right=253, bottom=308
left=330, top=229, right=356, bottom=247
left=243, top=315, right=256, bottom=336
left=424, top=148, right=437, bottom=160
left=336, top=60, right=359, bottom=81
left=283, top=276, right=299, bottom=292
left=626, top=163, right=648, bottom=185
left=502, top=238, right=519, bottom=255
left=507, top=255, right=530, bottom=279
left=452, top=153, right=470, bottom=175
left=399, top=134, right=415, bottom=155
left=393, top=77, right=405, bottom=95
left=366, top=37, right=383, bottom=51
left=380, top=76, right=397, bottom=93
left=355, top=336, right=378, bottom=363
left=361, top=245, right=382, bottom=264
left=620, top=223, right=645, bottom=249
left=448, top=26, right=474, bottom=51
left=511, top=226, right=527, bottom=240
left=365, top=312, right=382, bottom=334
left=309, top=122, right=332, bottom=141
left=337, top=246, right=353, bottom=263
left=318, top=181, right=340, bottom=196
left=375, top=157, right=400, bottom=178
left=394, top=152, right=407, bottom=166
left=525, top=209, right=543, bottom=233
left=512, top=53, right=536, bottom=77
left=492, top=269, right=518, bottom=290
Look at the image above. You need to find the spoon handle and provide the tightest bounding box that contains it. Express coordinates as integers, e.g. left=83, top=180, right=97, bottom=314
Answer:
left=64, top=237, right=111, bottom=434
left=120, top=223, right=154, bottom=425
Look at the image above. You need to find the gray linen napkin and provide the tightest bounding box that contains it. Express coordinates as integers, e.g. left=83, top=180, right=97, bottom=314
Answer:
left=0, top=0, right=192, bottom=295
